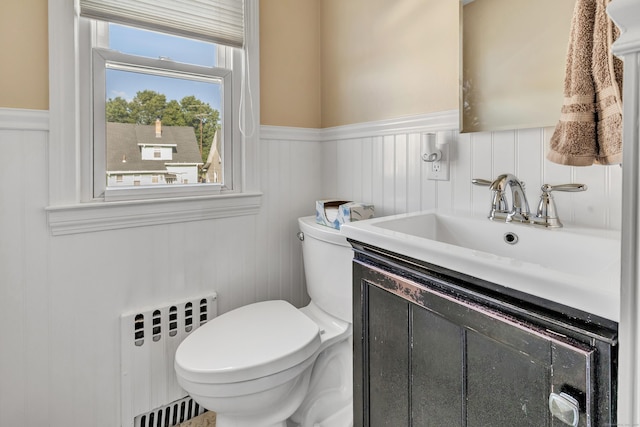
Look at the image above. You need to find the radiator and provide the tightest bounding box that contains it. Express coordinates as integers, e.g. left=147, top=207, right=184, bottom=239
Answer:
left=120, top=293, right=218, bottom=427
left=134, top=396, right=206, bottom=427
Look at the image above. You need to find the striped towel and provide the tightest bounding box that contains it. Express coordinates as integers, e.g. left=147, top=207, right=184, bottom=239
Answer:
left=548, top=0, right=623, bottom=166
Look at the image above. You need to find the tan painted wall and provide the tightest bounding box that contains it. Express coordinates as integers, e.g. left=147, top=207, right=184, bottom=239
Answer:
left=4, top=0, right=458, bottom=127
left=0, top=0, right=49, bottom=110
left=260, top=0, right=321, bottom=128
left=320, top=0, right=460, bottom=128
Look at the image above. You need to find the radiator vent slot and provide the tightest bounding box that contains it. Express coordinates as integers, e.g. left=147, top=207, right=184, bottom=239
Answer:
left=121, top=293, right=218, bottom=427
left=134, top=314, right=145, bottom=346
left=169, top=306, right=178, bottom=337
left=134, top=396, right=207, bottom=427
left=152, top=310, right=162, bottom=342
left=185, top=302, right=193, bottom=332
left=199, top=299, right=208, bottom=326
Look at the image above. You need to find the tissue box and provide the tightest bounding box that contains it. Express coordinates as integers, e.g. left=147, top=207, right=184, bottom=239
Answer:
left=315, top=200, right=375, bottom=230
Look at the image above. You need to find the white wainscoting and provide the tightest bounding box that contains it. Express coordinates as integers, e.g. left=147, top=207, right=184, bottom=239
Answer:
left=0, top=108, right=622, bottom=427
left=0, top=108, right=320, bottom=427
left=0, top=109, right=51, bottom=427
left=321, top=112, right=622, bottom=230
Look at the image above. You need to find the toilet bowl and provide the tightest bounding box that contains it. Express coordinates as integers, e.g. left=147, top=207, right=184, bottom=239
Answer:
left=174, top=216, right=353, bottom=427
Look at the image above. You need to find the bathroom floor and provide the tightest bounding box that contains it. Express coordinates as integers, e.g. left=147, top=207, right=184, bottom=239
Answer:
left=177, top=411, right=216, bottom=427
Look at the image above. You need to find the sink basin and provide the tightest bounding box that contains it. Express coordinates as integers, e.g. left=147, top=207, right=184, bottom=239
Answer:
left=340, top=210, right=621, bottom=321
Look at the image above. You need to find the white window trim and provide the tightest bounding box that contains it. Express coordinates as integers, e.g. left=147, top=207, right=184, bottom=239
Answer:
left=91, top=46, right=232, bottom=201
left=46, top=0, right=261, bottom=236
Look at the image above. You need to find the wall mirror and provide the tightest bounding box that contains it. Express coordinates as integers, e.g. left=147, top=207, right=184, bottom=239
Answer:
left=461, top=0, right=575, bottom=133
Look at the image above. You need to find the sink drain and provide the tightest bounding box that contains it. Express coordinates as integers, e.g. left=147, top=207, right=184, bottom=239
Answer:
left=504, top=232, right=519, bottom=245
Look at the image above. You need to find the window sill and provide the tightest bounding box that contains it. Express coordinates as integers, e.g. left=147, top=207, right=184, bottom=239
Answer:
left=103, top=183, right=223, bottom=202
left=46, top=191, right=262, bottom=236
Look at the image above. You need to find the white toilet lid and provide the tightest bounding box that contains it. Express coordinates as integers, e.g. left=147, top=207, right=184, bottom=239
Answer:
left=175, top=300, right=321, bottom=384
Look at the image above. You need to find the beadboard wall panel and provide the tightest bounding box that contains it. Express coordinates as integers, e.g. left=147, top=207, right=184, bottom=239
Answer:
left=255, top=136, right=323, bottom=304
left=323, top=125, right=622, bottom=230
left=0, top=126, right=50, bottom=427
left=0, top=108, right=622, bottom=427
left=0, top=112, right=320, bottom=427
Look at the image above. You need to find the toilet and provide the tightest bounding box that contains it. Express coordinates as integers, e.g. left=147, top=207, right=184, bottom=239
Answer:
left=174, top=216, right=353, bottom=427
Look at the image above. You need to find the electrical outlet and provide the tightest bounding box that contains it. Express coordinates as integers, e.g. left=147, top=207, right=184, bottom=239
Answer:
left=427, top=143, right=450, bottom=181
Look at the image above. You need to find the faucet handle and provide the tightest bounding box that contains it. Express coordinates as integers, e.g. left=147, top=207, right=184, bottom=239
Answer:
left=541, top=183, right=587, bottom=193
left=533, top=183, right=587, bottom=228
left=471, top=178, right=492, bottom=186
left=472, top=178, right=509, bottom=218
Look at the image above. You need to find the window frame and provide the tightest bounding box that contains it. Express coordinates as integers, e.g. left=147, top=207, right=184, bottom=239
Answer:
left=91, top=44, right=233, bottom=201
left=46, top=0, right=261, bottom=236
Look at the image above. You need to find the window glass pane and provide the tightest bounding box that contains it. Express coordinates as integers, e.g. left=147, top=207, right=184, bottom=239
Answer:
left=109, top=23, right=218, bottom=68
left=104, top=67, right=223, bottom=187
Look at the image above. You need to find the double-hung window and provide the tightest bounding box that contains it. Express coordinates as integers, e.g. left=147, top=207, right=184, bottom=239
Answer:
left=46, top=0, right=260, bottom=234
left=81, top=0, right=243, bottom=201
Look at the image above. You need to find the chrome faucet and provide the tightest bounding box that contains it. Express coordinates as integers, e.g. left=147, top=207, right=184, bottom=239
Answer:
left=472, top=174, right=587, bottom=228
left=489, top=173, right=531, bottom=223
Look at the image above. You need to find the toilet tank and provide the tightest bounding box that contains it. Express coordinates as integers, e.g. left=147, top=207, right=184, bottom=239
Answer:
left=298, top=216, right=353, bottom=323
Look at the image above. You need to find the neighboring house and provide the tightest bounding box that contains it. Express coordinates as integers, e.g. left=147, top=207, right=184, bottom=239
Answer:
left=202, top=129, right=223, bottom=184
left=106, top=120, right=203, bottom=186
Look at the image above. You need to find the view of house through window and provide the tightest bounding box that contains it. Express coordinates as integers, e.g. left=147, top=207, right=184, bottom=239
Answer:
left=104, top=24, right=224, bottom=188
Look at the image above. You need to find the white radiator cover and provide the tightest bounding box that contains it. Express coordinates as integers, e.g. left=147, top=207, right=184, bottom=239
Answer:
left=120, top=294, right=218, bottom=427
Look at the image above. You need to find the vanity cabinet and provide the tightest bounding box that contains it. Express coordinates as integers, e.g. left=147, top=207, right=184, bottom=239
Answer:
left=351, top=242, right=617, bottom=427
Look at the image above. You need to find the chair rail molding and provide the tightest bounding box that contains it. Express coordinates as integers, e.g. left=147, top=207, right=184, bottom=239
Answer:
left=321, top=110, right=459, bottom=142
left=0, top=108, right=49, bottom=131
left=260, top=125, right=323, bottom=142
left=608, top=0, right=640, bottom=424
left=260, top=110, right=459, bottom=143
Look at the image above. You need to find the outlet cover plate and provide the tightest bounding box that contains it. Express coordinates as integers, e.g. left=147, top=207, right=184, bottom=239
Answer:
left=427, top=144, right=450, bottom=181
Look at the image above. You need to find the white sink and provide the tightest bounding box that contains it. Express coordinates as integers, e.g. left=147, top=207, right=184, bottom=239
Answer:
left=340, top=210, right=621, bottom=321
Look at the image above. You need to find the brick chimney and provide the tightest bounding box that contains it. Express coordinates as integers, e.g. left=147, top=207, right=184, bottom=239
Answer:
left=155, top=118, right=162, bottom=138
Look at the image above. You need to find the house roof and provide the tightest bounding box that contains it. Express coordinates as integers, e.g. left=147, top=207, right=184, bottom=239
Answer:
left=106, top=122, right=203, bottom=173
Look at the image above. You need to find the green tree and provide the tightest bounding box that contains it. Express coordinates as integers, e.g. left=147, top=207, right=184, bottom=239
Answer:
left=105, top=96, right=133, bottom=123
left=162, top=100, right=187, bottom=126
left=129, top=90, right=167, bottom=125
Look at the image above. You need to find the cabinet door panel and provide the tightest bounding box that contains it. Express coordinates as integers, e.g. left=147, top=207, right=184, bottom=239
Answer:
left=368, top=285, right=409, bottom=426
left=354, top=260, right=613, bottom=427
left=466, top=330, right=551, bottom=427
left=412, top=307, right=464, bottom=427
left=550, top=342, right=594, bottom=427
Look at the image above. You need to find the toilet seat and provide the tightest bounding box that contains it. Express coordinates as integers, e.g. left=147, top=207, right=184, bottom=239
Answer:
left=175, top=300, right=321, bottom=385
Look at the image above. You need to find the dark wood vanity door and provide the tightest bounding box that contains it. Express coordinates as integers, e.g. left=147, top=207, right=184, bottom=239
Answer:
left=354, top=261, right=602, bottom=427
left=464, top=329, right=551, bottom=426
left=367, top=285, right=410, bottom=426
left=411, top=303, right=463, bottom=427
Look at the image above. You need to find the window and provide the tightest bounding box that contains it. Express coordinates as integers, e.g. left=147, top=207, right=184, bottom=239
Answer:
left=88, top=19, right=235, bottom=201
left=81, top=0, right=246, bottom=202
left=89, top=22, right=236, bottom=200
left=46, top=1, right=261, bottom=235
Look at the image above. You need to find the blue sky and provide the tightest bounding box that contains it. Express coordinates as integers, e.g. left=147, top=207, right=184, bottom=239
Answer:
left=106, top=24, right=221, bottom=110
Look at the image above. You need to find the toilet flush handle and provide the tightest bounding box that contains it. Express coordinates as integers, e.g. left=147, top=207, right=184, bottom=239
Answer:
left=297, top=232, right=304, bottom=241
